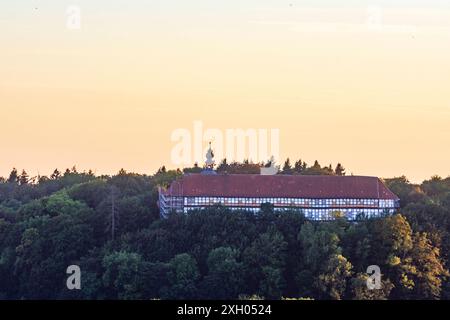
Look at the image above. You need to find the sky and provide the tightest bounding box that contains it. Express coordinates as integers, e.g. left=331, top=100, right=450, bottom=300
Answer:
left=1, top=0, right=449, bottom=183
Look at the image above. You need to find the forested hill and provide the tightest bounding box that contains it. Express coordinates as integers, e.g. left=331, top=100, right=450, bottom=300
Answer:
left=0, top=162, right=449, bottom=300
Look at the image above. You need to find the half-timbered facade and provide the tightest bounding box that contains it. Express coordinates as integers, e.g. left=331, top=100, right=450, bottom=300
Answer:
left=158, top=174, right=400, bottom=220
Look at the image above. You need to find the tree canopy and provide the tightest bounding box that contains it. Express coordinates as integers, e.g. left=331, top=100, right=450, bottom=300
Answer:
left=0, top=165, right=449, bottom=300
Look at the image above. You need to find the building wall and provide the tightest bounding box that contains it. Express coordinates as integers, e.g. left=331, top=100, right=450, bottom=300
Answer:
left=159, top=195, right=399, bottom=220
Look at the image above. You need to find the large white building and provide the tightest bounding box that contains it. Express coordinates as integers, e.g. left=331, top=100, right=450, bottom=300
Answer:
left=158, top=173, right=400, bottom=220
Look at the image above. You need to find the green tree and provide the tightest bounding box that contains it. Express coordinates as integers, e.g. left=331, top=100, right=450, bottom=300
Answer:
left=298, top=222, right=341, bottom=273
left=44, top=191, right=90, bottom=217
left=50, top=169, right=61, bottom=180
left=200, top=247, right=244, bottom=299
left=162, top=253, right=200, bottom=299
left=409, top=232, right=448, bottom=299
left=243, top=227, right=287, bottom=298
left=293, top=160, right=304, bottom=174
left=102, top=251, right=144, bottom=299
left=350, top=273, right=394, bottom=300
left=8, top=168, right=18, bottom=184
left=282, top=158, right=293, bottom=174
left=298, top=222, right=352, bottom=299
left=260, top=266, right=285, bottom=299
left=18, top=170, right=29, bottom=185
left=317, top=254, right=353, bottom=300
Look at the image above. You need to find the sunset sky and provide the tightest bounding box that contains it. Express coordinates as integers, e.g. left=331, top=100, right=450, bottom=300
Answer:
left=1, top=0, right=449, bottom=183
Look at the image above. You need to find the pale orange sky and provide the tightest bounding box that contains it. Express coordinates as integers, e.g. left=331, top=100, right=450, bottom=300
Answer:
left=1, top=1, right=449, bottom=183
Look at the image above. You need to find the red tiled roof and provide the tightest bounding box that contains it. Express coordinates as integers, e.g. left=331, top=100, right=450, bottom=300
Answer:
left=165, top=174, right=399, bottom=200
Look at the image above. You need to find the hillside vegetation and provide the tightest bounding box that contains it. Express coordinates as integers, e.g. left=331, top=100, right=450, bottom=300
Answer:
left=0, top=161, right=449, bottom=300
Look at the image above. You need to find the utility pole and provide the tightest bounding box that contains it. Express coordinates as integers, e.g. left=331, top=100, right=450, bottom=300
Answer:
left=111, top=185, right=118, bottom=241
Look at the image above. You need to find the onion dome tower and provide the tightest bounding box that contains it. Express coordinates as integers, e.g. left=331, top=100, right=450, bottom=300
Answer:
left=202, top=142, right=217, bottom=175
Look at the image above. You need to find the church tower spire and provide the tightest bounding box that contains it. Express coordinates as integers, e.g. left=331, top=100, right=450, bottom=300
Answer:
left=205, top=142, right=215, bottom=169
left=202, top=142, right=217, bottom=174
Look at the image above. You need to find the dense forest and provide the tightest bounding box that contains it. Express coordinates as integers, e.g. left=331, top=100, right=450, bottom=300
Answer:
left=0, top=159, right=449, bottom=300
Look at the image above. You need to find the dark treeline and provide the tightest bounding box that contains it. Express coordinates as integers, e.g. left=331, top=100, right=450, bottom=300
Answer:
left=0, top=162, right=449, bottom=300
left=179, top=158, right=346, bottom=176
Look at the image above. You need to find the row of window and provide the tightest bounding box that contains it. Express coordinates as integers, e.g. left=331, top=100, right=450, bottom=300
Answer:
left=301, top=208, right=393, bottom=220
left=379, top=199, right=396, bottom=208
left=184, top=197, right=396, bottom=208
left=181, top=207, right=395, bottom=220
